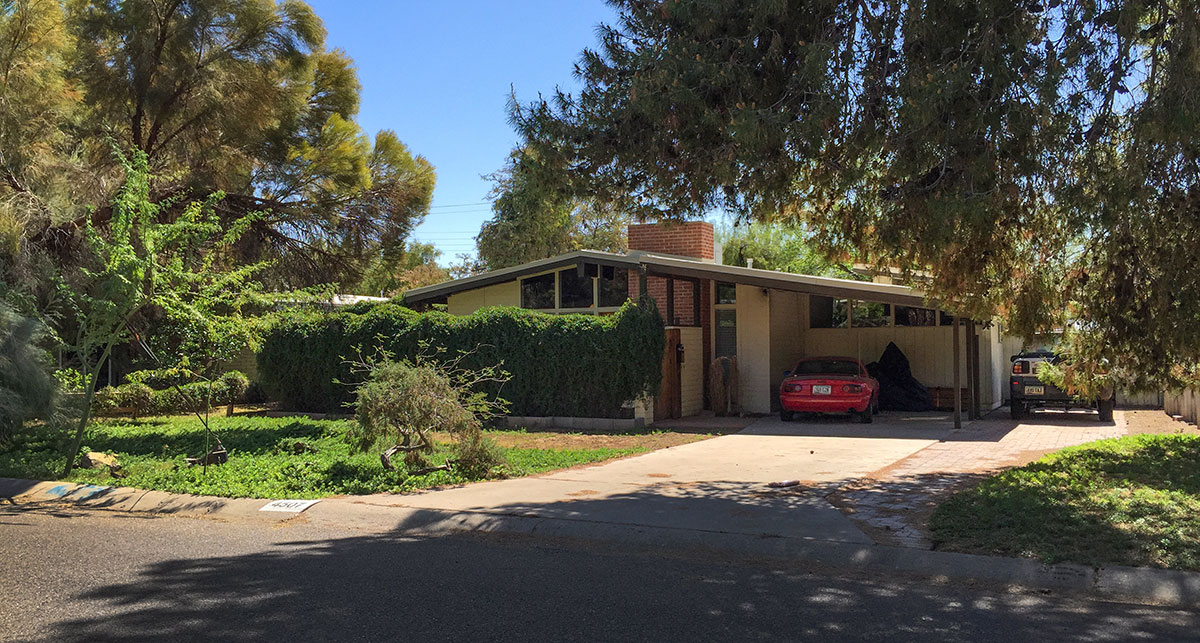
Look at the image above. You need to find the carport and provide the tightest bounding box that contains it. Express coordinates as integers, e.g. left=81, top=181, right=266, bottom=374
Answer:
left=635, top=255, right=1002, bottom=428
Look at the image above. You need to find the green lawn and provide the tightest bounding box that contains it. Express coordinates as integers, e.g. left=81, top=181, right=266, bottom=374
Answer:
left=0, top=415, right=648, bottom=499
left=930, top=433, right=1200, bottom=570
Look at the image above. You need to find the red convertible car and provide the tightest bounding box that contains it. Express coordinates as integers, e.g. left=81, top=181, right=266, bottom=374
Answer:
left=779, top=357, right=880, bottom=423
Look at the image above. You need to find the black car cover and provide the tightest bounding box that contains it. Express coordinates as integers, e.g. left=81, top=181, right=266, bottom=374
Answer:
left=866, top=342, right=934, bottom=412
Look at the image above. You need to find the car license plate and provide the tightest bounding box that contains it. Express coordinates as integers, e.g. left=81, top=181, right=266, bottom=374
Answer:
left=1024, top=385, right=1044, bottom=396
left=813, top=385, right=832, bottom=395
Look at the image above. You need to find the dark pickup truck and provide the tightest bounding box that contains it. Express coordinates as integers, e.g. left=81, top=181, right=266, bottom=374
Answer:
left=1009, top=350, right=1114, bottom=422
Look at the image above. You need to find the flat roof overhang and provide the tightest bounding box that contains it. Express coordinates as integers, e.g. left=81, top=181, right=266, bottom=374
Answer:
left=640, top=255, right=930, bottom=308
left=403, top=250, right=639, bottom=304
left=403, top=249, right=931, bottom=309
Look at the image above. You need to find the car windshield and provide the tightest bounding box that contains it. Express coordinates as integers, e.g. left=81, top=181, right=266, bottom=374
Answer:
left=793, top=359, right=861, bottom=376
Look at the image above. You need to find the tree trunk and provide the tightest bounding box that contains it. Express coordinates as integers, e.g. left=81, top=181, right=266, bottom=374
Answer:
left=62, top=361, right=105, bottom=477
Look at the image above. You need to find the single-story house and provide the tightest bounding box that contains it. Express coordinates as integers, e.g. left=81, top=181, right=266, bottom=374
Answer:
left=403, top=222, right=1010, bottom=423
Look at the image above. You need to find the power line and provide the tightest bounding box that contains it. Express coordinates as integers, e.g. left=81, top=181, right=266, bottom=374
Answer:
left=428, top=201, right=491, bottom=209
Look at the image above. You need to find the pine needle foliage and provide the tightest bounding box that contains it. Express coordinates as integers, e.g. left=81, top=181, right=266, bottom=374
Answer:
left=515, top=0, right=1200, bottom=393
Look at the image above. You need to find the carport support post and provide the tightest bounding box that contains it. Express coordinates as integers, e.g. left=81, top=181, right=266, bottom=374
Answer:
left=953, top=315, right=962, bottom=429
left=970, top=321, right=982, bottom=420
left=666, top=278, right=675, bottom=325
left=965, top=319, right=977, bottom=420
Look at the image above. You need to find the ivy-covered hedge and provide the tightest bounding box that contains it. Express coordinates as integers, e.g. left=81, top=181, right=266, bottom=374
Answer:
left=257, top=299, right=665, bottom=417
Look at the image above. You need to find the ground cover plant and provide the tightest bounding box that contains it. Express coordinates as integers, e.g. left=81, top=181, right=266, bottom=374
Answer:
left=930, top=433, right=1200, bottom=570
left=0, top=415, right=675, bottom=499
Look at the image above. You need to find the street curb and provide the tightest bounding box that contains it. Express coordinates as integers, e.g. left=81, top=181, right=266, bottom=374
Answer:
left=4, top=477, right=1199, bottom=608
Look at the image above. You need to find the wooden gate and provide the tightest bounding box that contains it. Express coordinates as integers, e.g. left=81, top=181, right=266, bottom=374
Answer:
left=655, top=328, right=682, bottom=420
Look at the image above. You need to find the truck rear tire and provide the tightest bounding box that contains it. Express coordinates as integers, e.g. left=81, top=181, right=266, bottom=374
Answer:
left=1010, top=402, right=1025, bottom=421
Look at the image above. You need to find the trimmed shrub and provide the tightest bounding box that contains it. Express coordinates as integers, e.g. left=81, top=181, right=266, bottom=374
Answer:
left=94, top=371, right=250, bottom=416
left=257, top=299, right=665, bottom=417
left=349, top=358, right=505, bottom=476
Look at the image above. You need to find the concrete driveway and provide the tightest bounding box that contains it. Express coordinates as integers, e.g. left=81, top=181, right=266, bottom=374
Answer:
left=358, top=412, right=947, bottom=545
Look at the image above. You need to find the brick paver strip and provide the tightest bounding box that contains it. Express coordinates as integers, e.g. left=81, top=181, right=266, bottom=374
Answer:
left=832, top=410, right=1135, bottom=549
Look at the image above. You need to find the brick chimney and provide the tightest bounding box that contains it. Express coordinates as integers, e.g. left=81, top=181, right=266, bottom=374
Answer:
left=628, top=221, right=715, bottom=261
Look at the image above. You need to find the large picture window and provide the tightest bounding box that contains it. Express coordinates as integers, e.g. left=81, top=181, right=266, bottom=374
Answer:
left=598, top=267, right=629, bottom=307
left=520, top=273, right=555, bottom=309
left=558, top=269, right=593, bottom=309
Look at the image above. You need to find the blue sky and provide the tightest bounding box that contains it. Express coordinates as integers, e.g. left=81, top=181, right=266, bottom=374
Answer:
left=306, top=1, right=618, bottom=263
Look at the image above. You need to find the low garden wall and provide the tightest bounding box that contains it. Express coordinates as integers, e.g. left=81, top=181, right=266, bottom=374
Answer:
left=257, top=300, right=665, bottom=418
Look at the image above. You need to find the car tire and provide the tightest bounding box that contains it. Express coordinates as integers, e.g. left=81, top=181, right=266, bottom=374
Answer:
left=1010, top=402, right=1025, bottom=420
left=1097, top=398, right=1114, bottom=423
left=780, top=410, right=794, bottom=422
left=857, top=406, right=873, bottom=424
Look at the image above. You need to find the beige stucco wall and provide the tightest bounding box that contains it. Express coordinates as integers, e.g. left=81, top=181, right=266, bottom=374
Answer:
left=223, top=348, right=259, bottom=381
left=769, top=290, right=805, bottom=410
left=736, top=284, right=772, bottom=414
left=800, top=295, right=1007, bottom=409
left=446, top=280, right=521, bottom=315
left=677, top=326, right=704, bottom=417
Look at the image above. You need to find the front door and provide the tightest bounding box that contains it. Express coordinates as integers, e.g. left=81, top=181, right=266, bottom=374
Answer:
left=656, top=328, right=682, bottom=420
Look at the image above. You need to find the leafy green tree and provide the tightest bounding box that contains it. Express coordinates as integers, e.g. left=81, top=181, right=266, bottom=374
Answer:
left=357, top=240, right=449, bottom=297
left=514, top=0, right=1200, bottom=392
left=476, top=148, right=627, bottom=270
left=716, top=222, right=858, bottom=278
left=0, top=0, right=81, bottom=314
left=60, top=148, right=268, bottom=475
left=0, top=0, right=77, bottom=210
left=2, top=0, right=434, bottom=295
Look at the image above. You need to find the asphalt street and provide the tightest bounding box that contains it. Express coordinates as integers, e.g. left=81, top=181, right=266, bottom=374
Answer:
left=1, top=506, right=1197, bottom=642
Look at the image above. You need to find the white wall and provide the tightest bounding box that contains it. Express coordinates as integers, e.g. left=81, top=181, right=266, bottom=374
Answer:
left=985, top=323, right=1005, bottom=410
left=736, top=284, right=772, bottom=413
left=446, top=280, right=520, bottom=315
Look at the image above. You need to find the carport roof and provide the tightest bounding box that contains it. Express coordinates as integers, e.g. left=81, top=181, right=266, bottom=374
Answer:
left=403, top=249, right=930, bottom=308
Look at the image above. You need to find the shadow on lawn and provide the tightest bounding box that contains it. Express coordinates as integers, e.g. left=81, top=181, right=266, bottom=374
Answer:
left=86, top=419, right=337, bottom=457
left=926, top=453, right=1200, bottom=570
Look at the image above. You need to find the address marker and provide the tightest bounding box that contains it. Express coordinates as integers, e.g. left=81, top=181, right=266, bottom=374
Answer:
left=260, top=499, right=321, bottom=513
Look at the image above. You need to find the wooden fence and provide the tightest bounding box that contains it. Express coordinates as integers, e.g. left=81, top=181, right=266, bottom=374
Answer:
left=1164, top=390, right=1200, bottom=423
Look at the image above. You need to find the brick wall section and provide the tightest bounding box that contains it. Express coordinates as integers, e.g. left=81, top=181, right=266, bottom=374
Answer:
left=628, top=221, right=715, bottom=260
left=630, top=276, right=698, bottom=326
left=626, top=221, right=717, bottom=412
